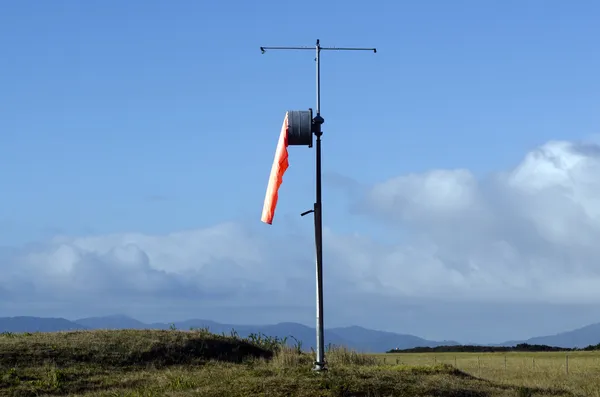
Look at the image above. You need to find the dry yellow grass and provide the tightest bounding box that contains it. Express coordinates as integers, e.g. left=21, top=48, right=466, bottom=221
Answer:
left=374, top=351, right=600, bottom=396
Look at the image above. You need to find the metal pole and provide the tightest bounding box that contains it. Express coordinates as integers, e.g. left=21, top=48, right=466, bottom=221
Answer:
left=260, top=39, right=376, bottom=372
left=314, top=128, right=325, bottom=370
left=313, top=39, right=326, bottom=371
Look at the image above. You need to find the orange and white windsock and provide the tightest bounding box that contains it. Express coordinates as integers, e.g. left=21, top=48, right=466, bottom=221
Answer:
left=261, top=113, right=290, bottom=224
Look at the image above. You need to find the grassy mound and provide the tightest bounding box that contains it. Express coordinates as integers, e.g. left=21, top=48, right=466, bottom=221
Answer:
left=0, top=329, right=272, bottom=368
left=0, top=330, right=578, bottom=397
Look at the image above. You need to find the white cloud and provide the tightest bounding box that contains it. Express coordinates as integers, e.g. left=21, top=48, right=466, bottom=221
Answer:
left=358, top=140, right=600, bottom=304
left=2, top=222, right=316, bottom=304
left=366, top=169, right=480, bottom=222
left=2, top=139, right=600, bottom=339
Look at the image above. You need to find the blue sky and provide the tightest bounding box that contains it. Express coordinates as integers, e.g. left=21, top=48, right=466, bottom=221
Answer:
left=2, top=1, right=600, bottom=342
left=2, top=0, right=599, bottom=244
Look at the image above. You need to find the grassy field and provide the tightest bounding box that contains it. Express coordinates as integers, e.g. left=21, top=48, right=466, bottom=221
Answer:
left=0, top=329, right=595, bottom=397
left=373, top=351, right=600, bottom=396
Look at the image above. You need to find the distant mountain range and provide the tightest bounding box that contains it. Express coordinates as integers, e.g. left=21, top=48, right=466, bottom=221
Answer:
left=495, top=322, right=600, bottom=349
left=1, top=315, right=599, bottom=352
left=0, top=315, right=457, bottom=352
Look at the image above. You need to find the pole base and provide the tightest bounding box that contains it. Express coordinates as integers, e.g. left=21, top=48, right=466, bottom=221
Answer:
left=312, top=362, right=328, bottom=372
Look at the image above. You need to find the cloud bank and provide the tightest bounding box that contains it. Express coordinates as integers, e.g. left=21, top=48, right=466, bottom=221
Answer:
left=2, top=140, right=600, bottom=340
left=357, top=140, right=600, bottom=303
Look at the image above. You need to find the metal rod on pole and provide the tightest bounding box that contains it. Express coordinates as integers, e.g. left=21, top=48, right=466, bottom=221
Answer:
left=316, top=39, right=321, bottom=115
left=260, top=39, right=376, bottom=372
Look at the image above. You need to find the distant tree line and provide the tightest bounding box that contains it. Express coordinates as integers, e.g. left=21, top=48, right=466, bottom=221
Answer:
left=387, top=343, right=600, bottom=353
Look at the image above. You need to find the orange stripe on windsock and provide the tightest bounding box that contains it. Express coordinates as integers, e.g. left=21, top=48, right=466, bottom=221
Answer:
left=261, top=113, right=290, bottom=224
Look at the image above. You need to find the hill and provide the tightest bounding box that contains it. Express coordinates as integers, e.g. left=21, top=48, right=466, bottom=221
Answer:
left=98, top=316, right=458, bottom=352
left=5, top=314, right=600, bottom=351
left=520, top=323, right=600, bottom=348
left=0, top=316, right=87, bottom=333
left=0, top=315, right=455, bottom=352
left=495, top=323, right=600, bottom=349
left=0, top=329, right=569, bottom=396
left=329, top=325, right=459, bottom=351
left=75, top=314, right=148, bottom=330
